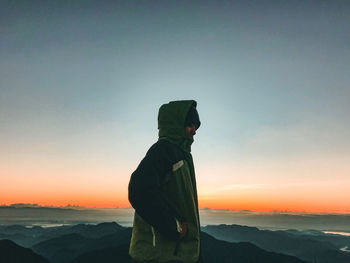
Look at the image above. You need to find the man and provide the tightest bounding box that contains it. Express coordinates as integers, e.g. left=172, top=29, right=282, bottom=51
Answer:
left=128, top=100, right=202, bottom=263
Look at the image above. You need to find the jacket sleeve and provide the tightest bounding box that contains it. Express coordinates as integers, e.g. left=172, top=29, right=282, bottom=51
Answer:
left=128, top=142, right=182, bottom=241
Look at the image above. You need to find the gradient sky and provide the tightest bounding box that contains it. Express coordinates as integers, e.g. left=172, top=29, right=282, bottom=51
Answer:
left=1, top=0, right=350, bottom=213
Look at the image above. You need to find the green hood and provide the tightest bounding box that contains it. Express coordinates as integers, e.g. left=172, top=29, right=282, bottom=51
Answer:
left=158, top=100, right=198, bottom=153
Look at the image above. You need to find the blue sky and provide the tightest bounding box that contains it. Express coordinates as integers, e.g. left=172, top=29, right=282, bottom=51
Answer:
left=1, top=0, right=350, bottom=211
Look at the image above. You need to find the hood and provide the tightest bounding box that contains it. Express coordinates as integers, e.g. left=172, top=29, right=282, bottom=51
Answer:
left=158, top=100, right=198, bottom=153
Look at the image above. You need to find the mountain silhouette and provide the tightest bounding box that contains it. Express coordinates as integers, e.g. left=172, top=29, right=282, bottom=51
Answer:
left=202, top=224, right=350, bottom=263
left=31, top=228, right=132, bottom=263
left=32, top=233, right=90, bottom=263
left=0, top=222, right=124, bottom=248
left=0, top=239, right=50, bottom=263
left=200, top=231, right=306, bottom=263
left=59, top=222, right=124, bottom=238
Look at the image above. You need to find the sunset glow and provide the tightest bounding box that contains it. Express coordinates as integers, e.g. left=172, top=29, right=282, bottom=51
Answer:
left=2, top=155, right=350, bottom=213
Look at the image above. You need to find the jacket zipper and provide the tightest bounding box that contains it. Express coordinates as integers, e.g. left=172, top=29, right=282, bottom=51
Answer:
left=151, top=226, right=156, bottom=247
left=174, top=218, right=182, bottom=255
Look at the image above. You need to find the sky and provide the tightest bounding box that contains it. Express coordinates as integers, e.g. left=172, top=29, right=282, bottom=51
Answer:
left=1, top=0, right=350, bottom=213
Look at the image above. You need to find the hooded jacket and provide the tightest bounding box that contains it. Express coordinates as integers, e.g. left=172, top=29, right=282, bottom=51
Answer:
left=128, top=100, right=201, bottom=263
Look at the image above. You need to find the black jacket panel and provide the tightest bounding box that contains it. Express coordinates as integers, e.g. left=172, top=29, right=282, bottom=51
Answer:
left=128, top=140, right=185, bottom=241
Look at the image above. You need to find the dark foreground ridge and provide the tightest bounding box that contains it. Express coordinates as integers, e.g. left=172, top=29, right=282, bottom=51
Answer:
left=0, top=239, right=50, bottom=263
left=0, top=222, right=310, bottom=263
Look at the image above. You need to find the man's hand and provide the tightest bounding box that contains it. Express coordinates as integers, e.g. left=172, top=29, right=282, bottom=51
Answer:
left=179, top=222, right=188, bottom=239
left=176, top=218, right=188, bottom=239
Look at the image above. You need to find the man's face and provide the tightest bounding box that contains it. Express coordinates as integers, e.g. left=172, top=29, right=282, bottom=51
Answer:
left=184, top=124, right=196, bottom=138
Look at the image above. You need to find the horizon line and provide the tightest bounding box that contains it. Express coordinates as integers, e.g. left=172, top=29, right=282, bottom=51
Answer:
left=2, top=203, right=350, bottom=215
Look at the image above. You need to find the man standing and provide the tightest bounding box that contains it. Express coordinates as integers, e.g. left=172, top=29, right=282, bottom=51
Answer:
left=128, top=100, right=202, bottom=263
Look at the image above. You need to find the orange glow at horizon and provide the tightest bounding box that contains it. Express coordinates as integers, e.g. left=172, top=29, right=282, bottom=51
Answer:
left=1, top=154, right=350, bottom=214
left=2, top=185, right=350, bottom=214
left=1, top=198, right=350, bottom=214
